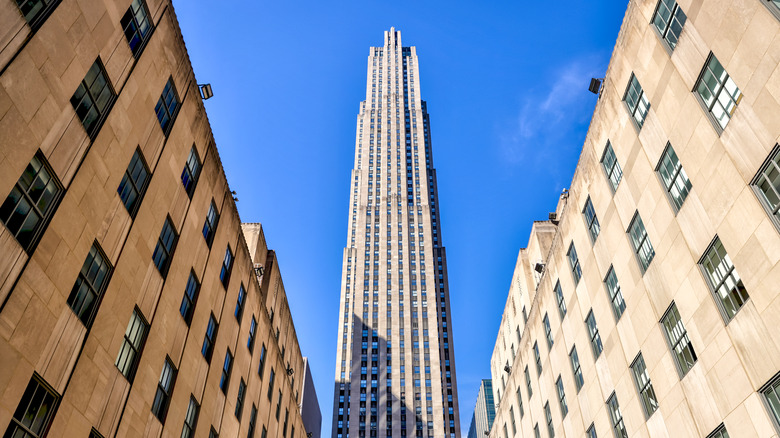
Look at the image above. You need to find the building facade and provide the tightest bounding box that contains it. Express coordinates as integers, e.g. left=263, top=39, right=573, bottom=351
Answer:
left=300, top=358, right=322, bottom=438
left=331, top=28, right=461, bottom=438
left=0, top=1, right=309, bottom=437
left=489, top=0, right=780, bottom=437
left=467, top=380, right=496, bottom=438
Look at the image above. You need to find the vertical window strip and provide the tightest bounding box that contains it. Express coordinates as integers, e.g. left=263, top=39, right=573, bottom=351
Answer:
left=657, top=143, right=691, bottom=210
left=605, top=267, right=626, bottom=320
left=583, top=197, right=600, bottom=241
left=700, top=237, right=749, bottom=321
left=661, top=303, right=697, bottom=376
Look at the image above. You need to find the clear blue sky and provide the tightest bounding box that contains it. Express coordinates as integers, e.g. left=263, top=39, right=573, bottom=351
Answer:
left=173, top=1, right=628, bottom=435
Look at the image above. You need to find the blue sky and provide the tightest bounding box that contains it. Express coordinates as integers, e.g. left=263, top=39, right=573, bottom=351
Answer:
left=173, top=1, right=628, bottom=435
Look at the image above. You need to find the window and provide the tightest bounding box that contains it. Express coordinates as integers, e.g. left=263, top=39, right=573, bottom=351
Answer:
left=115, top=308, right=148, bottom=382
left=117, top=148, right=150, bottom=217
left=555, top=376, right=567, bottom=417
left=543, top=314, right=553, bottom=349
left=156, top=78, right=180, bottom=135
left=627, top=212, right=655, bottom=272
left=261, top=426, right=267, bottom=438
left=623, top=73, right=650, bottom=129
left=700, top=237, right=749, bottom=321
left=516, top=387, right=524, bottom=417
left=67, top=243, right=112, bottom=327
left=604, top=266, right=626, bottom=320
left=553, top=281, right=566, bottom=319
left=180, top=272, right=200, bottom=326
left=220, top=246, right=234, bottom=287
left=236, top=379, right=246, bottom=420
left=752, top=145, right=780, bottom=229
left=152, top=218, right=178, bottom=277
left=761, top=372, right=780, bottom=432
left=202, top=201, right=219, bottom=247
left=533, top=341, right=542, bottom=374
left=275, top=391, right=282, bottom=419
left=120, top=0, right=152, bottom=56
left=509, top=406, right=516, bottom=435
left=657, top=143, right=691, bottom=211
left=181, top=147, right=201, bottom=199
left=695, top=54, right=742, bottom=131
left=567, top=242, right=581, bottom=284
left=660, top=302, right=697, bottom=376
left=707, top=424, right=730, bottom=438
left=607, top=393, right=627, bottom=438
left=585, top=310, right=603, bottom=358
left=586, top=423, right=597, bottom=438
left=544, top=402, right=554, bottom=437
left=235, top=283, right=246, bottom=320
left=651, top=0, right=687, bottom=50
left=533, top=424, right=541, bottom=438
left=71, top=59, right=115, bottom=139
left=15, top=0, right=60, bottom=29
left=601, top=141, right=623, bottom=192
left=202, top=314, right=218, bottom=363
left=582, top=197, right=600, bottom=242
left=0, top=152, right=63, bottom=252
left=152, top=357, right=177, bottom=423
left=247, top=316, right=257, bottom=353
left=268, top=368, right=275, bottom=400
left=569, top=346, right=584, bottom=392
left=631, top=353, right=658, bottom=417
left=525, top=366, right=532, bottom=397
left=220, top=350, right=233, bottom=394
left=248, top=404, right=258, bottom=438
left=282, top=408, right=289, bottom=437
left=764, top=0, right=780, bottom=20
left=181, top=396, right=199, bottom=438
left=4, top=374, right=59, bottom=438
left=258, top=343, right=267, bottom=378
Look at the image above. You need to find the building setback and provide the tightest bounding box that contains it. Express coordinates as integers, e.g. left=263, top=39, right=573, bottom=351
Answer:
left=331, top=28, right=461, bottom=438
left=0, top=1, right=310, bottom=437
left=467, top=380, right=496, bottom=438
left=489, top=0, right=780, bottom=437
left=301, top=358, right=322, bottom=438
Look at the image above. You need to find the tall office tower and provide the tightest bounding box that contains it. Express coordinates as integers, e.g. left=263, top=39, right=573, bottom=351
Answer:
left=332, top=28, right=461, bottom=438
left=467, top=380, right=496, bottom=438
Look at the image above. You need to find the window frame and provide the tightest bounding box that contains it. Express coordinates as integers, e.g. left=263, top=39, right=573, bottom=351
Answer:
left=650, top=0, right=687, bottom=52
left=120, top=0, right=153, bottom=57
left=117, top=147, right=151, bottom=217
left=660, top=302, right=697, bottom=377
left=15, top=0, right=62, bottom=31
left=582, top=196, right=600, bottom=242
left=70, top=58, right=116, bottom=140
left=202, top=313, right=218, bottom=363
left=544, top=401, right=554, bottom=437
left=156, top=77, right=181, bottom=136
left=181, top=395, right=200, bottom=438
left=585, top=310, right=603, bottom=359
left=698, top=236, right=749, bottom=323
left=623, top=73, right=650, bottom=130
left=553, top=280, right=566, bottom=319
left=152, top=357, right=177, bottom=423
left=202, top=200, right=219, bottom=247
left=627, top=211, right=655, bottom=273
left=762, top=0, right=780, bottom=21
left=115, top=307, right=149, bottom=383
left=693, top=52, right=743, bottom=134
left=533, top=341, right=542, bottom=375
left=220, top=245, right=234, bottom=288
left=567, top=242, right=582, bottom=284
left=760, top=371, right=780, bottom=434
left=750, top=144, right=780, bottom=232
left=706, top=424, right=730, bottom=438
left=181, top=146, right=202, bottom=199
left=67, top=242, right=113, bottom=327
left=555, top=375, right=568, bottom=418
left=235, top=283, right=246, bottom=321
left=656, top=142, right=692, bottom=213
left=600, top=141, right=623, bottom=192
left=630, top=353, right=659, bottom=418
left=152, top=217, right=178, bottom=278
left=179, top=271, right=200, bottom=326
left=4, top=373, right=60, bottom=438
left=604, top=266, right=626, bottom=320
left=220, top=349, right=233, bottom=394
left=606, top=392, right=628, bottom=438
left=543, top=313, right=554, bottom=349
left=569, top=346, right=584, bottom=392
left=235, top=378, right=246, bottom=420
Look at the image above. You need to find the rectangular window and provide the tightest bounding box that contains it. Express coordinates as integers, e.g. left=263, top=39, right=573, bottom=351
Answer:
left=258, top=343, right=267, bottom=378
left=607, top=393, right=627, bottom=438
left=660, top=302, right=697, bottom=376
left=235, top=379, right=246, bottom=420
left=582, top=197, right=600, bottom=242
left=569, top=346, right=584, bottom=392
left=179, top=271, right=200, bottom=326
left=586, top=310, right=603, bottom=358
left=152, top=357, right=177, bottom=423
left=631, top=353, right=659, bottom=417
left=235, top=283, right=246, bottom=321
left=567, top=242, right=581, bottom=284
left=761, top=372, right=780, bottom=432
left=67, top=242, right=112, bottom=327
left=181, top=147, right=201, bottom=198
left=651, top=0, right=687, bottom=50
left=695, top=53, right=742, bottom=131
left=604, top=266, right=626, bottom=320
left=543, top=314, right=553, bottom=349
left=533, top=424, right=541, bottom=438
left=282, top=408, right=289, bottom=437
left=0, top=151, right=63, bottom=252
left=275, top=391, right=282, bottom=419
left=751, top=145, right=780, bottom=230
left=503, top=424, right=509, bottom=438
left=247, top=316, right=257, bottom=353
left=657, top=143, right=692, bottom=211
left=628, top=212, right=655, bottom=272
left=202, top=201, right=219, bottom=247
left=156, top=78, right=180, bottom=136
left=115, top=308, right=148, bottom=382
left=587, top=423, right=597, bottom=438
left=181, top=396, right=199, bottom=438
left=221, top=246, right=234, bottom=288
left=516, top=387, right=524, bottom=417
left=555, top=376, right=567, bottom=418
left=209, top=427, right=219, bottom=438
left=601, top=141, right=623, bottom=192
left=623, top=73, right=650, bottom=129
left=220, top=349, right=233, bottom=394
left=533, top=341, right=542, bottom=374
left=152, top=218, right=178, bottom=277
left=202, top=314, right=218, bottom=363
left=707, top=424, right=730, bottom=438
left=71, top=58, right=115, bottom=139
left=554, top=281, right=566, bottom=319
left=525, top=366, right=532, bottom=398
left=765, top=0, right=780, bottom=20
left=15, top=0, right=60, bottom=30
left=700, top=237, right=749, bottom=321
left=120, top=0, right=152, bottom=56
left=117, top=148, right=150, bottom=217
left=509, top=406, right=516, bottom=435
left=4, top=374, right=59, bottom=438
left=268, top=368, right=275, bottom=400
left=248, top=404, right=258, bottom=438
left=261, top=426, right=267, bottom=438
left=544, top=401, right=554, bottom=437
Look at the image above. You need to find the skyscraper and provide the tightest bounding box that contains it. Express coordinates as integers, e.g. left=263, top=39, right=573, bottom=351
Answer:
left=467, top=380, right=496, bottom=438
left=332, top=28, right=461, bottom=438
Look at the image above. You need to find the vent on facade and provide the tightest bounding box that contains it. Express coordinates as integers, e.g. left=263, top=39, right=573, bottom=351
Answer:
left=504, top=365, right=512, bottom=373
left=548, top=212, right=557, bottom=222
left=589, top=78, right=604, bottom=97
left=534, top=262, right=545, bottom=274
